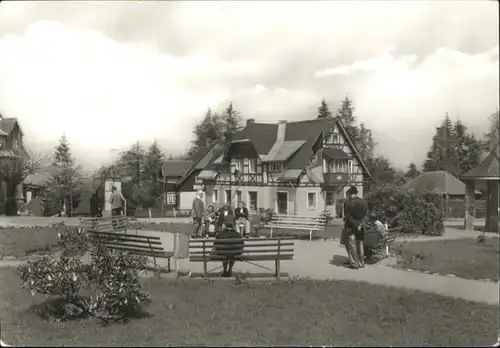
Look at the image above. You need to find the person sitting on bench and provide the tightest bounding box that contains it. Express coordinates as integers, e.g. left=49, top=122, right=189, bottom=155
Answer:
left=213, top=218, right=244, bottom=277
left=216, top=204, right=234, bottom=232
left=364, top=213, right=387, bottom=260
left=234, top=201, right=250, bottom=236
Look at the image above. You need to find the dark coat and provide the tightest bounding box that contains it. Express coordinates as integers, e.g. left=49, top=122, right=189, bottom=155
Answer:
left=213, top=228, right=244, bottom=260
left=192, top=197, right=205, bottom=219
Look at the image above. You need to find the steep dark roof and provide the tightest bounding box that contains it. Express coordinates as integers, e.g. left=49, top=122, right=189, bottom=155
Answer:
left=177, top=143, right=226, bottom=187
left=462, top=143, right=499, bottom=180
left=404, top=170, right=469, bottom=195
left=161, top=160, right=193, bottom=178
left=228, top=117, right=371, bottom=176
left=232, top=123, right=278, bottom=155
left=285, top=118, right=334, bottom=169
left=0, top=118, right=21, bottom=135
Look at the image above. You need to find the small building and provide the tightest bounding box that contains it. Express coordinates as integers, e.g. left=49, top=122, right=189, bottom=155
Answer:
left=403, top=170, right=482, bottom=198
left=462, top=143, right=499, bottom=232
left=187, top=117, right=371, bottom=218
left=161, top=158, right=196, bottom=211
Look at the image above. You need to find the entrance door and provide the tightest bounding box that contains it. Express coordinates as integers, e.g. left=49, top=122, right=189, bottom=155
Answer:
left=276, top=192, right=288, bottom=215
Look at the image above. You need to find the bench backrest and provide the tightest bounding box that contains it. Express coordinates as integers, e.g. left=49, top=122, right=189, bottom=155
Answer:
left=88, top=230, right=164, bottom=254
left=80, top=216, right=144, bottom=233
left=269, top=214, right=327, bottom=229
left=189, top=237, right=295, bottom=260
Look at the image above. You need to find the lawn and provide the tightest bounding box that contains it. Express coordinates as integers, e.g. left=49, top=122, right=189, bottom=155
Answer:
left=0, top=268, right=498, bottom=346
left=392, top=237, right=500, bottom=281
left=0, top=225, right=63, bottom=258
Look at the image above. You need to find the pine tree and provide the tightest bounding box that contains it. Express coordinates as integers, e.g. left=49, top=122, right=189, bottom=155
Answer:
left=453, top=119, right=482, bottom=175
left=190, top=108, right=224, bottom=155
left=221, top=101, right=243, bottom=143
left=356, top=122, right=375, bottom=161
left=117, top=142, right=146, bottom=186
left=423, top=113, right=458, bottom=175
left=484, top=110, right=499, bottom=152
left=336, top=96, right=359, bottom=145
left=317, top=98, right=332, bottom=119
left=143, top=141, right=165, bottom=203
left=43, top=135, right=82, bottom=216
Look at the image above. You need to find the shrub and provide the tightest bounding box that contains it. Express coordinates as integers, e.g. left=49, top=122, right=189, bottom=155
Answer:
left=320, top=210, right=334, bottom=225
left=17, top=227, right=151, bottom=325
left=365, top=185, right=444, bottom=235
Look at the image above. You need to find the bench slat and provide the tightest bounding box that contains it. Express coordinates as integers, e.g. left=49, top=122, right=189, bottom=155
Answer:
left=267, top=225, right=321, bottom=231
left=188, top=237, right=295, bottom=243
left=189, top=242, right=294, bottom=248
left=92, top=240, right=164, bottom=251
left=87, top=230, right=160, bottom=240
left=90, top=235, right=162, bottom=246
left=190, top=248, right=294, bottom=255
left=105, top=246, right=172, bottom=258
left=190, top=254, right=294, bottom=262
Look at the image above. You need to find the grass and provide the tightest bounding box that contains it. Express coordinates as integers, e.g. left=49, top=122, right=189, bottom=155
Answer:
left=392, top=238, right=500, bottom=281
left=0, top=226, right=63, bottom=258
left=1, top=268, right=498, bottom=346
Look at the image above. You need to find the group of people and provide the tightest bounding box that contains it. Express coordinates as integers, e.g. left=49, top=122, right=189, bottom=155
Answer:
left=191, top=190, right=251, bottom=238
left=341, top=185, right=387, bottom=269
left=191, top=189, right=245, bottom=277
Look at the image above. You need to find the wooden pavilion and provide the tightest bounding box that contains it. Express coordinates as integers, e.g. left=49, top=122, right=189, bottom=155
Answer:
left=462, top=143, right=499, bottom=232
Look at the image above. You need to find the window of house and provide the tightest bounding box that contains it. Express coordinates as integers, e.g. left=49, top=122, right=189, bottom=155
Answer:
left=328, top=159, right=348, bottom=173
left=235, top=190, right=242, bottom=204
left=213, top=188, right=219, bottom=202
left=333, top=133, right=340, bottom=144
left=307, top=192, right=317, bottom=209
left=225, top=189, right=231, bottom=204
left=234, top=159, right=243, bottom=172
left=269, top=163, right=282, bottom=172
left=248, top=191, right=258, bottom=211
left=248, top=159, right=257, bottom=173
left=325, top=191, right=334, bottom=206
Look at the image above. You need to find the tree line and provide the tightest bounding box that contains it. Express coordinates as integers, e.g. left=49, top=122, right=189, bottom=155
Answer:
left=7, top=99, right=496, bottom=216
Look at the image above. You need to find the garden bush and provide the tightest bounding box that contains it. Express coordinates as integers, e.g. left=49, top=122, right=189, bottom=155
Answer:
left=17, top=227, right=151, bottom=325
left=365, top=185, right=444, bottom=235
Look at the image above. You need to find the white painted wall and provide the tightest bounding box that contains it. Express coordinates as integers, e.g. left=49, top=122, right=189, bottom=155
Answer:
left=179, top=191, right=197, bottom=211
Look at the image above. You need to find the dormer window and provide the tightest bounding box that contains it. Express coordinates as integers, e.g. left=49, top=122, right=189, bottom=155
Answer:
left=269, top=163, right=283, bottom=172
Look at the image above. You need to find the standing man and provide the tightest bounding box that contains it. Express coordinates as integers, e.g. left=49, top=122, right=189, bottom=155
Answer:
left=234, top=201, right=250, bottom=236
left=343, top=186, right=368, bottom=269
left=191, top=189, right=205, bottom=238
left=109, top=186, right=125, bottom=229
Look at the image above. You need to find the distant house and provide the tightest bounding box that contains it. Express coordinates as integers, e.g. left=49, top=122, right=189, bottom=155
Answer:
left=0, top=115, right=30, bottom=211
left=161, top=159, right=195, bottom=210
left=182, top=118, right=371, bottom=217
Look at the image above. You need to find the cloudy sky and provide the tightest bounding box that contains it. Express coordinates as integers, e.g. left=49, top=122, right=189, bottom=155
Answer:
left=0, top=1, right=498, bottom=170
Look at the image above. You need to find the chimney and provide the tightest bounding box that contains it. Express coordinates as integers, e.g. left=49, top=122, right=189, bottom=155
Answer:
left=205, top=138, right=212, bottom=147
left=276, top=120, right=287, bottom=143
left=246, top=118, right=255, bottom=126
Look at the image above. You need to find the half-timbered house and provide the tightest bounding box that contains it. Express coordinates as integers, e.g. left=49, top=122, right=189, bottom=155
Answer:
left=192, top=117, right=371, bottom=217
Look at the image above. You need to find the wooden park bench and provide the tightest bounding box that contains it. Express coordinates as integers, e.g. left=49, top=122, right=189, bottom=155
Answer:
left=83, top=216, right=173, bottom=277
left=188, top=237, right=295, bottom=279
left=266, top=214, right=327, bottom=241
left=80, top=216, right=144, bottom=234
left=87, top=230, right=173, bottom=277
left=365, top=226, right=402, bottom=260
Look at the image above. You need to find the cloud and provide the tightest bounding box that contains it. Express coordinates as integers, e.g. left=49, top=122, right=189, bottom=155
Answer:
left=0, top=1, right=498, bottom=170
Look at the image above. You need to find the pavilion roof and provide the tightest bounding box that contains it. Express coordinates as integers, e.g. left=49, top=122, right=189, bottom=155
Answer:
left=462, top=143, right=499, bottom=180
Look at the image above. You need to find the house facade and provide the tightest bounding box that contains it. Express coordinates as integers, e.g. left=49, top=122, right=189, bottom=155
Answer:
left=0, top=116, right=30, bottom=212
left=190, top=117, right=371, bottom=218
